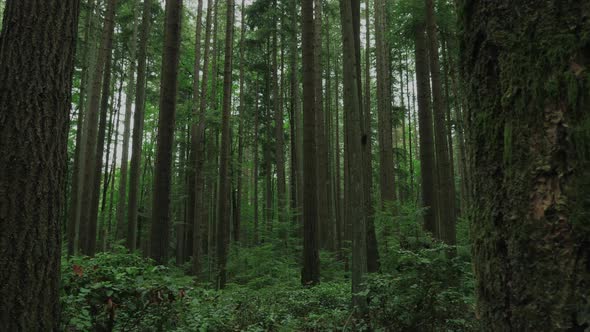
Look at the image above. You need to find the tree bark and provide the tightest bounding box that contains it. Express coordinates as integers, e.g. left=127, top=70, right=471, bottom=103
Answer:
left=461, top=0, right=590, bottom=329
left=150, top=0, right=183, bottom=264
left=78, top=0, right=117, bottom=256
left=301, top=0, right=320, bottom=286
left=127, top=0, right=152, bottom=251
left=0, top=0, right=79, bottom=329
left=414, top=23, right=437, bottom=237
left=116, top=0, right=139, bottom=242
left=193, top=0, right=214, bottom=275
left=425, top=0, right=455, bottom=245
left=340, top=0, right=367, bottom=312
left=216, top=0, right=235, bottom=289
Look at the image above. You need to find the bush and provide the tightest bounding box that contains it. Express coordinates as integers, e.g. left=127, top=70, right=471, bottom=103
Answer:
left=60, top=248, right=192, bottom=331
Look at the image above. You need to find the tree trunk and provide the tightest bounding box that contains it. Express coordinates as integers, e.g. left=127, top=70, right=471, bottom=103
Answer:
left=365, top=0, right=379, bottom=273
left=414, top=24, right=437, bottom=237
left=235, top=0, right=246, bottom=242
left=116, top=0, right=139, bottom=242
left=461, top=1, right=590, bottom=329
left=425, top=0, right=455, bottom=245
left=79, top=0, right=117, bottom=256
left=340, top=0, right=367, bottom=312
left=150, top=0, right=183, bottom=264
left=193, top=0, right=214, bottom=275
left=301, top=0, right=320, bottom=286
left=0, top=0, right=79, bottom=329
left=216, top=0, right=235, bottom=289
left=127, top=0, right=152, bottom=251
left=375, top=0, right=395, bottom=206
left=68, top=0, right=97, bottom=256
left=289, top=0, right=300, bottom=225
left=274, top=0, right=287, bottom=226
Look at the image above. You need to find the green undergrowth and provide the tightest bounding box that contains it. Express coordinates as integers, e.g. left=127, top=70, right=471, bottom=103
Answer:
left=61, top=226, right=477, bottom=331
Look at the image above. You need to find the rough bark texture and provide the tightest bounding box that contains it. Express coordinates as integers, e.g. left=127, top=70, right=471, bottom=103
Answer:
left=414, top=23, right=438, bottom=236
left=216, top=0, right=235, bottom=289
left=127, top=0, right=152, bottom=251
left=301, top=0, right=320, bottom=286
left=150, top=0, right=183, bottom=264
left=340, top=0, right=367, bottom=312
left=460, top=0, right=590, bottom=329
left=0, top=0, right=79, bottom=329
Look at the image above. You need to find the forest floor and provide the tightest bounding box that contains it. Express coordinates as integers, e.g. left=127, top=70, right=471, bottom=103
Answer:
left=61, top=234, right=478, bottom=331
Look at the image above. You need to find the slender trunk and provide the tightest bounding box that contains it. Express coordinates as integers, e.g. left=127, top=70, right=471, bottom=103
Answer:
left=301, top=0, right=320, bottom=286
left=340, top=0, right=367, bottom=311
left=289, top=0, right=300, bottom=225
left=68, top=0, right=97, bottom=256
left=425, top=0, right=455, bottom=246
left=414, top=23, right=437, bottom=236
left=193, top=0, right=214, bottom=276
left=79, top=0, right=117, bottom=256
left=150, top=0, right=183, bottom=264
left=274, top=0, right=286, bottom=226
left=235, top=0, right=246, bottom=242
left=116, top=1, right=139, bottom=242
left=216, top=0, right=234, bottom=290
left=127, top=0, right=152, bottom=251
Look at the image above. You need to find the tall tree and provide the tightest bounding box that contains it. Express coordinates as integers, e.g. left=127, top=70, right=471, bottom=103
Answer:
left=414, top=23, right=437, bottom=236
left=425, top=0, right=455, bottom=244
left=301, top=0, right=320, bottom=286
left=127, top=0, right=152, bottom=251
left=340, top=0, right=367, bottom=312
left=274, top=0, right=287, bottom=225
left=78, top=0, right=117, bottom=256
left=150, top=0, right=183, bottom=264
left=68, top=0, right=97, bottom=256
left=187, top=0, right=204, bottom=258
left=234, top=0, right=246, bottom=242
left=216, top=0, right=235, bottom=289
left=374, top=0, right=395, bottom=206
left=116, top=0, right=140, bottom=241
left=193, top=0, right=214, bottom=275
left=314, top=0, right=332, bottom=249
left=461, top=0, right=590, bottom=329
left=0, top=0, right=79, bottom=328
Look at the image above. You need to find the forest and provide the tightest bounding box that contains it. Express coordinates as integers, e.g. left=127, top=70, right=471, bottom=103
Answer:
left=0, top=0, right=589, bottom=331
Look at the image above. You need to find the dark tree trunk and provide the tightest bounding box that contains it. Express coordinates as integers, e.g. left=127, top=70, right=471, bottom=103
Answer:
left=301, top=0, right=320, bottom=286
left=193, top=0, right=214, bottom=275
left=127, top=0, right=152, bottom=251
left=216, top=0, right=235, bottom=289
left=0, top=0, right=79, bottom=329
left=289, top=0, right=300, bottom=225
left=461, top=0, right=590, bottom=329
left=340, top=0, right=367, bottom=312
left=274, top=0, right=287, bottom=226
left=414, top=24, right=437, bottom=237
left=187, top=0, right=204, bottom=260
left=375, top=0, right=395, bottom=205
left=150, top=0, right=183, bottom=264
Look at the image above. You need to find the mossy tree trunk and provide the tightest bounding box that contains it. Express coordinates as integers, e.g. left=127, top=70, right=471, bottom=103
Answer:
left=461, top=0, right=590, bottom=329
left=0, top=0, right=79, bottom=329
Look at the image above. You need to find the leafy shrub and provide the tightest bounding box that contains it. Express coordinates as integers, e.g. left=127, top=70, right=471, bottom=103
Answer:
left=60, top=248, right=192, bottom=331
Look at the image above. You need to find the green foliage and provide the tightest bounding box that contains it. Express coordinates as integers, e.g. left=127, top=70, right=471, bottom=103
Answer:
left=61, top=247, right=192, bottom=331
